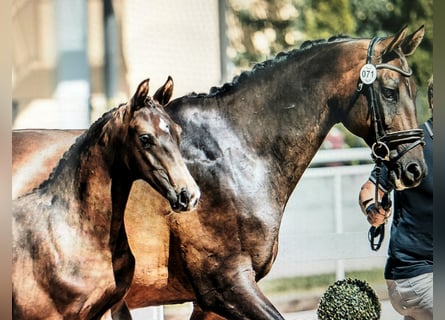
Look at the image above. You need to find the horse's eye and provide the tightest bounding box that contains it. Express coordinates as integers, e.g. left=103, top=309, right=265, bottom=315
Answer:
left=139, top=134, right=156, bottom=149
left=381, top=88, right=398, bottom=102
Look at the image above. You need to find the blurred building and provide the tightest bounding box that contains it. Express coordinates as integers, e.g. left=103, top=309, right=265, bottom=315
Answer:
left=12, top=0, right=226, bottom=129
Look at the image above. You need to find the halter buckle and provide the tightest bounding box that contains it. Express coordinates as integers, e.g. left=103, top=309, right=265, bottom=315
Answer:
left=371, top=141, right=390, bottom=161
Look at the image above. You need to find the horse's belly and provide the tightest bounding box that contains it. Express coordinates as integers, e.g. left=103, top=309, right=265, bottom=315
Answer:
left=125, top=180, right=281, bottom=309
left=124, top=180, right=195, bottom=307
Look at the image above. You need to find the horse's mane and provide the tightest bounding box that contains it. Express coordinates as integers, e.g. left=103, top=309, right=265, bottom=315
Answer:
left=35, top=104, right=126, bottom=191
left=34, top=34, right=355, bottom=191
left=187, top=34, right=353, bottom=98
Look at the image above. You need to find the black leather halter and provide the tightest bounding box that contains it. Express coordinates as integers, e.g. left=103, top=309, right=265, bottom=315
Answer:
left=349, top=36, right=424, bottom=165
left=349, top=37, right=425, bottom=251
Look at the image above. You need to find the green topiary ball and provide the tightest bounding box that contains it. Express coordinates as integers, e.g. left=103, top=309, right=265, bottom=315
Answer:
left=317, top=278, right=381, bottom=320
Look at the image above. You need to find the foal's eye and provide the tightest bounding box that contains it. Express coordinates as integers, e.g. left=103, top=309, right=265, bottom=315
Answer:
left=139, top=134, right=156, bottom=149
left=381, top=88, right=398, bottom=102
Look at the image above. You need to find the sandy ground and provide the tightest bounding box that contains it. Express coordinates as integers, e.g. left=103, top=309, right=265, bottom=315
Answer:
left=132, top=289, right=403, bottom=320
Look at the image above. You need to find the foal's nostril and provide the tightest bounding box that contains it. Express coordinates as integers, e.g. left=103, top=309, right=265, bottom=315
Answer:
left=177, top=188, right=190, bottom=210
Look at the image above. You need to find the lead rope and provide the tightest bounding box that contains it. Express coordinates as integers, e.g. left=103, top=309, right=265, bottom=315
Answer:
left=367, top=158, right=388, bottom=251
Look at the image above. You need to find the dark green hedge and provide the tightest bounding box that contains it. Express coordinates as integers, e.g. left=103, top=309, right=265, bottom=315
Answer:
left=317, top=278, right=381, bottom=320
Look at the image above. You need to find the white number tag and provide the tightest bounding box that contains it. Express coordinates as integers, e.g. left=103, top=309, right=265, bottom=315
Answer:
left=360, top=64, right=377, bottom=84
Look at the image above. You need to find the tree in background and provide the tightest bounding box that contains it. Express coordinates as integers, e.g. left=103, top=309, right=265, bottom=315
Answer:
left=226, top=0, right=433, bottom=124
left=226, top=0, right=304, bottom=69
left=302, top=0, right=355, bottom=38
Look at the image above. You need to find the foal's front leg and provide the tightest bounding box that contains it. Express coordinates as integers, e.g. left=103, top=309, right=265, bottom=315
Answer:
left=190, top=303, right=226, bottom=320
left=95, top=300, right=131, bottom=320
left=110, top=300, right=132, bottom=320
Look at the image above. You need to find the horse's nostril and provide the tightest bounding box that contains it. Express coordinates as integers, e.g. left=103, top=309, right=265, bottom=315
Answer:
left=407, top=163, right=422, bottom=181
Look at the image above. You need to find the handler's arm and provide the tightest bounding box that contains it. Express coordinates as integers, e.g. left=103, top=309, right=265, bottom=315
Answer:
left=359, top=180, right=392, bottom=227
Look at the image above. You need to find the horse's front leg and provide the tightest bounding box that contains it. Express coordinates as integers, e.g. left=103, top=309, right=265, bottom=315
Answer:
left=187, top=256, right=284, bottom=320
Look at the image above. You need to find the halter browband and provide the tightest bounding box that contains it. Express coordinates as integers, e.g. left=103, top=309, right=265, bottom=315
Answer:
left=376, top=63, right=413, bottom=77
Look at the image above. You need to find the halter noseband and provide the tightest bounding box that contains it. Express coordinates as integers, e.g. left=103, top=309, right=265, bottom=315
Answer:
left=350, top=37, right=425, bottom=251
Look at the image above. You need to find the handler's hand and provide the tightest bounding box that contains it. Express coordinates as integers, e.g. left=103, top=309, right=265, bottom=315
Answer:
left=365, top=203, right=391, bottom=227
left=359, top=180, right=392, bottom=227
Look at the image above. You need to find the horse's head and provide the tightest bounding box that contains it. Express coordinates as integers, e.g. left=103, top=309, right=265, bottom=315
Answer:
left=125, top=77, right=200, bottom=211
left=345, top=26, right=427, bottom=190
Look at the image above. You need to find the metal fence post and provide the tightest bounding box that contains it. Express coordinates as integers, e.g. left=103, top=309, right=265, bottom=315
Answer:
left=54, top=0, right=90, bottom=128
left=334, top=172, right=345, bottom=280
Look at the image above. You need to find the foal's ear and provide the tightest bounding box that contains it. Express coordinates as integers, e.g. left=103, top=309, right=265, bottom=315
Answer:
left=400, top=25, right=424, bottom=56
left=153, top=76, right=174, bottom=106
left=133, top=78, right=150, bottom=109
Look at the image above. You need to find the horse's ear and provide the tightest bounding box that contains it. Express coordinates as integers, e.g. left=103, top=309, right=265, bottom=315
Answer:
left=400, top=25, right=424, bottom=56
left=380, top=25, right=408, bottom=56
left=153, top=76, right=174, bottom=106
left=133, top=78, right=150, bottom=109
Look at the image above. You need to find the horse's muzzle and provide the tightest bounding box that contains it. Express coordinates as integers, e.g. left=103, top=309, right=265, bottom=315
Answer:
left=389, top=160, right=427, bottom=190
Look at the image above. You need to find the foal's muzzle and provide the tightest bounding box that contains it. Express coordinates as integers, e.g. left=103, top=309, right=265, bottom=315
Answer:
left=171, top=188, right=199, bottom=212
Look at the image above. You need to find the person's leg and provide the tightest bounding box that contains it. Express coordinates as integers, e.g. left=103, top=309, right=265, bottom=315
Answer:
left=387, top=272, right=433, bottom=320
left=407, top=272, right=433, bottom=320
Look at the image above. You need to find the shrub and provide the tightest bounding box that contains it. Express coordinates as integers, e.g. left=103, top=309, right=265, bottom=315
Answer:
left=317, top=278, right=381, bottom=320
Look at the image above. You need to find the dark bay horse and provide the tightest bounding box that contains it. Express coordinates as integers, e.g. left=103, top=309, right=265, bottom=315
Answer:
left=12, top=78, right=200, bottom=319
left=13, top=26, right=426, bottom=319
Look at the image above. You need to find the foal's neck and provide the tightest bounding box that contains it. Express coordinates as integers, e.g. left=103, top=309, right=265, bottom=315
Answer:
left=43, top=123, right=130, bottom=245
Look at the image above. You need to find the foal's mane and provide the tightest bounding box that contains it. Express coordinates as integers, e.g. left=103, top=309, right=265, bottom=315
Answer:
left=35, top=103, right=127, bottom=192
left=188, top=34, right=353, bottom=99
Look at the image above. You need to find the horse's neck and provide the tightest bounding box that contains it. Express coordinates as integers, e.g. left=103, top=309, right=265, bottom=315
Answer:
left=177, top=45, right=358, bottom=205
left=198, top=58, right=341, bottom=203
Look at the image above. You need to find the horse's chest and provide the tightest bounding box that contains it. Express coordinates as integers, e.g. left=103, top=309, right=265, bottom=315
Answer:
left=40, top=222, right=115, bottom=286
left=24, top=209, right=117, bottom=291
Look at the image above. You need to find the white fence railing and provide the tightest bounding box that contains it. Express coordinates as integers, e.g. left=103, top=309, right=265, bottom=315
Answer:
left=269, top=162, right=389, bottom=281
left=131, top=148, right=389, bottom=319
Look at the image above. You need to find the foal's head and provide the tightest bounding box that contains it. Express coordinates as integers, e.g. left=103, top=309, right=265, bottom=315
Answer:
left=122, top=77, right=200, bottom=211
